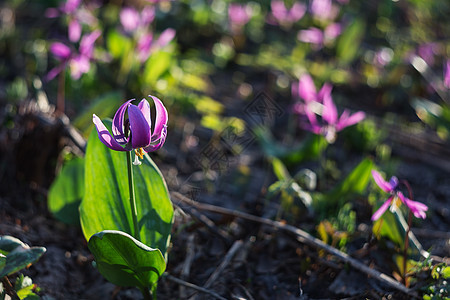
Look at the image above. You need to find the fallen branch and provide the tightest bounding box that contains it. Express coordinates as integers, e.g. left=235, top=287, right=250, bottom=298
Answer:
left=204, top=240, right=244, bottom=289
left=164, top=274, right=228, bottom=300
left=171, top=192, right=417, bottom=297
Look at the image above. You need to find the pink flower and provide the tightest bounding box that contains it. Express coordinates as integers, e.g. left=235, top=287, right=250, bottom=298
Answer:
left=293, top=75, right=365, bottom=143
left=292, top=73, right=332, bottom=103
left=136, top=28, right=175, bottom=62
left=310, top=0, right=339, bottom=21
left=228, top=3, right=252, bottom=33
left=269, top=0, right=306, bottom=27
left=46, top=0, right=97, bottom=43
left=297, top=23, right=342, bottom=49
left=371, top=170, right=428, bottom=221
left=120, top=6, right=155, bottom=34
left=47, top=30, right=101, bottom=81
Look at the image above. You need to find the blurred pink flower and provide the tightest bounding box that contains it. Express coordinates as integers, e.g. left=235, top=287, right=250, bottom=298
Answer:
left=293, top=75, right=365, bottom=143
left=297, top=23, right=342, bottom=48
left=137, top=28, right=175, bottom=62
left=47, top=30, right=101, bottom=81
left=310, top=0, right=339, bottom=21
left=269, top=0, right=306, bottom=27
left=297, top=27, right=324, bottom=46
left=228, top=3, right=252, bottom=33
left=292, top=73, right=332, bottom=103
left=371, top=170, right=428, bottom=221
left=46, top=0, right=97, bottom=43
left=120, top=6, right=155, bottom=33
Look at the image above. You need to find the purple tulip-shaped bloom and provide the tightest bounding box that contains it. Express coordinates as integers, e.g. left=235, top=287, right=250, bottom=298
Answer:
left=371, top=170, right=428, bottom=221
left=93, top=96, right=168, bottom=165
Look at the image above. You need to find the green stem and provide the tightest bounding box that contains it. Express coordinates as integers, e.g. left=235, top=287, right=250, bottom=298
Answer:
left=401, top=180, right=414, bottom=286
left=141, top=287, right=153, bottom=300
left=126, top=150, right=140, bottom=240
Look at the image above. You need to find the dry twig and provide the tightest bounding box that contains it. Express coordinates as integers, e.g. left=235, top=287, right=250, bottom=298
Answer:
left=203, top=240, right=244, bottom=289
left=164, top=274, right=228, bottom=300
left=171, top=192, right=417, bottom=297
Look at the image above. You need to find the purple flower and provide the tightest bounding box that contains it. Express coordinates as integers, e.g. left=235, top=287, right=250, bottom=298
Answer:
left=371, top=170, right=428, bottom=221
left=292, top=73, right=333, bottom=103
left=136, top=28, right=175, bottom=62
left=228, top=3, right=252, bottom=33
left=310, top=0, right=339, bottom=21
left=47, top=30, right=101, bottom=81
left=444, top=59, right=450, bottom=89
left=120, top=6, right=155, bottom=34
left=269, top=0, right=306, bottom=27
left=93, top=96, right=168, bottom=165
left=46, top=0, right=97, bottom=43
left=293, top=76, right=365, bottom=143
left=297, top=23, right=342, bottom=49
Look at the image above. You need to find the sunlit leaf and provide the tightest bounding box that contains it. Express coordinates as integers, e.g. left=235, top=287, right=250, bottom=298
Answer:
left=337, top=19, right=365, bottom=65
left=88, top=230, right=166, bottom=290
left=0, top=236, right=46, bottom=278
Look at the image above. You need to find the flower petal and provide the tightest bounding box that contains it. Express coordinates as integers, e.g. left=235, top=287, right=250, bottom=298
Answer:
left=371, top=170, right=394, bottom=193
left=112, top=99, right=134, bottom=145
left=50, top=42, right=72, bottom=60
left=398, top=192, right=428, bottom=219
left=371, top=196, right=393, bottom=221
left=93, top=114, right=128, bottom=151
left=79, top=30, right=101, bottom=57
left=336, top=110, right=365, bottom=131
left=68, top=19, right=82, bottom=42
left=322, top=93, right=338, bottom=125
left=297, top=74, right=317, bottom=102
left=144, top=125, right=167, bottom=153
left=149, top=96, right=168, bottom=140
left=128, top=104, right=151, bottom=149
left=155, top=28, right=175, bottom=49
left=138, top=99, right=151, bottom=126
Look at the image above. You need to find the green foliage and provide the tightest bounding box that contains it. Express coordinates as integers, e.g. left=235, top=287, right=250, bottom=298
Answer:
left=0, top=236, right=46, bottom=278
left=48, top=157, right=85, bottom=225
left=268, top=158, right=314, bottom=217
left=255, top=129, right=328, bottom=166
left=372, top=209, right=423, bottom=258
left=88, top=230, right=166, bottom=291
left=1, top=274, right=41, bottom=300
left=336, top=19, right=366, bottom=65
left=423, top=263, right=450, bottom=300
left=314, top=158, right=373, bottom=213
left=80, top=120, right=173, bottom=257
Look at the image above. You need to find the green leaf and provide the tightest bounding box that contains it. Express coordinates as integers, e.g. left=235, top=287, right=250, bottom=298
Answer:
left=373, top=209, right=422, bottom=258
left=15, top=274, right=39, bottom=300
left=73, top=91, right=124, bottom=138
left=48, top=157, right=85, bottom=225
left=271, top=157, right=291, bottom=181
left=254, top=128, right=327, bottom=166
left=107, top=31, right=132, bottom=60
left=143, top=51, right=172, bottom=85
left=313, top=158, right=373, bottom=214
left=337, top=19, right=365, bottom=65
left=88, top=230, right=166, bottom=289
left=0, top=236, right=46, bottom=278
left=327, top=158, right=373, bottom=202
left=80, top=120, right=173, bottom=257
